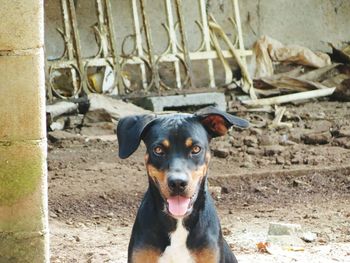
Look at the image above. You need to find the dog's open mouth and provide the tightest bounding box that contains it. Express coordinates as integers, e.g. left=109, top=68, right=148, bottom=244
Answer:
left=167, top=196, right=191, bottom=217
left=166, top=190, right=199, bottom=217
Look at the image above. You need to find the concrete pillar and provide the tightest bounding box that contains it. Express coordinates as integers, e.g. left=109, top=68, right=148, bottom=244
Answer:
left=0, top=1, right=49, bottom=262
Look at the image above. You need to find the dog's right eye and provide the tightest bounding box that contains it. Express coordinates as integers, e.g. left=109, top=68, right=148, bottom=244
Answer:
left=153, top=146, right=165, bottom=156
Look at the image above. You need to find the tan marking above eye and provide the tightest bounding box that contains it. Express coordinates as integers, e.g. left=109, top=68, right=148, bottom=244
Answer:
left=185, top=138, right=193, bottom=147
left=162, top=139, right=170, bottom=148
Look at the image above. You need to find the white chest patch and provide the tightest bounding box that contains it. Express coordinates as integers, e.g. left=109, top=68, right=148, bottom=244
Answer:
left=158, top=220, right=195, bottom=263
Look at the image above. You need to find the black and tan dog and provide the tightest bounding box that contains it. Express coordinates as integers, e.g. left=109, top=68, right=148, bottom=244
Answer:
left=117, top=106, right=249, bottom=263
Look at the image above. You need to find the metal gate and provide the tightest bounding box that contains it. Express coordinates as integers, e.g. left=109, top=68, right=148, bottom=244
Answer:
left=46, top=0, right=252, bottom=100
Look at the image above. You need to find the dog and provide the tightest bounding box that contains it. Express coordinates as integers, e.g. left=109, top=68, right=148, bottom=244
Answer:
left=117, top=106, right=249, bottom=263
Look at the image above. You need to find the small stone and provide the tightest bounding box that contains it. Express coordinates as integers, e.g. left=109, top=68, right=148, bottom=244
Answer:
left=333, top=137, right=350, bottom=149
left=338, top=126, right=350, bottom=137
left=293, top=179, right=309, bottom=187
left=264, top=145, right=284, bottom=156
left=249, top=128, right=263, bottom=136
left=310, top=120, right=332, bottom=133
left=268, top=222, right=302, bottom=236
left=301, top=232, right=317, bottom=242
left=276, top=156, right=284, bottom=165
left=222, top=227, right=232, bottom=236
left=212, top=148, right=229, bottom=158
left=49, top=211, right=58, bottom=218
left=259, top=134, right=275, bottom=146
left=212, top=141, right=230, bottom=158
left=83, top=109, right=113, bottom=124
left=209, top=186, right=222, bottom=200
left=291, top=157, right=301, bottom=164
left=243, top=136, right=258, bottom=147
left=301, top=131, right=332, bottom=145
left=246, top=147, right=263, bottom=156
left=107, top=212, right=114, bottom=218
left=221, top=186, right=229, bottom=194
left=73, top=235, right=80, bottom=242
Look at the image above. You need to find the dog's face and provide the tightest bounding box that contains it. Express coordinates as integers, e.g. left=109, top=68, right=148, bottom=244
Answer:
left=117, top=107, right=249, bottom=218
left=143, top=116, right=210, bottom=217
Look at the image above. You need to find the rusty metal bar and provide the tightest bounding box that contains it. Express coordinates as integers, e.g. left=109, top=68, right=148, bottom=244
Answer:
left=199, top=0, right=215, bottom=88
left=49, top=49, right=251, bottom=68
left=104, top=0, right=124, bottom=95
left=67, top=0, right=87, bottom=95
left=174, top=0, right=195, bottom=89
left=165, top=0, right=182, bottom=89
left=95, top=0, right=109, bottom=57
left=48, top=0, right=253, bottom=99
left=60, top=0, right=80, bottom=97
left=131, top=0, right=148, bottom=90
left=139, top=0, right=161, bottom=92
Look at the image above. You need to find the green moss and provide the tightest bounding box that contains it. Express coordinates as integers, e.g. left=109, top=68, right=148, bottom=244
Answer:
left=0, top=233, right=47, bottom=263
left=0, top=144, right=44, bottom=206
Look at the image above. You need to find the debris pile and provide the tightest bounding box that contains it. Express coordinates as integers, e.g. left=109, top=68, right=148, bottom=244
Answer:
left=241, top=36, right=350, bottom=106
left=46, top=94, right=150, bottom=140
left=211, top=101, right=350, bottom=169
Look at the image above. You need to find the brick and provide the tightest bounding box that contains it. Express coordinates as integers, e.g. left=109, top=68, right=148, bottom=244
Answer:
left=0, top=51, right=45, bottom=141
left=137, top=92, right=227, bottom=112
left=0, top=141, right=47, bottom=232
left=0, top=0, right=43, bottom=50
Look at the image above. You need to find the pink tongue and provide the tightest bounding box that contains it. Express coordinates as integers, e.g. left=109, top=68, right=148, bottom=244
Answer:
left=167, top=196, right=191, bottom=216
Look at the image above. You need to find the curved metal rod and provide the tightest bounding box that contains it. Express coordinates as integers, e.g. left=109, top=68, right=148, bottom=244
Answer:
left=209, top=30, right=233, bottom=85
left=173, top=21, right=205, bottom=53
left=155, top=53, right=190, bottom=90
left=121, top=33, right=137, bottom=57
left=92, top=24, right=104, bottom=58
left=173, top=21, right=184, bottom=53
left=160, top=22, right=173, bottom=56
left=49, top=63, right=83, bottom=99
left=228, top=17, right=239, bottom=48
left=120, top=56, right=155, bottom=93
left=55, top=27, right=68, bottom=60
left=194, top=21, right=206, bottom=52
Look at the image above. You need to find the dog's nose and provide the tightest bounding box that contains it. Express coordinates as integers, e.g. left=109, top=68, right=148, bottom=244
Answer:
left=168, top=178, right=188, bottom=193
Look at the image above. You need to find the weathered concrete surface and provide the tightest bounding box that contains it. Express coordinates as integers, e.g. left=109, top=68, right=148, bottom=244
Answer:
left=0, top=0, right=44, bottom=50
left=45, top=0, right=350, bottom=58
left=0, top=51, right=46, bottom=141
left=0, top=0, right=49, bottom=262
left=137, top=92, right=227, bottom=112
left=237, top=0, right=350, bottom=51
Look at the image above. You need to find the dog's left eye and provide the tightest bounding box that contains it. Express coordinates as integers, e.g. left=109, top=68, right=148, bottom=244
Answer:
left=191, top=145, right=201, bottom=154
left=153, top=146, right=165, bottom=156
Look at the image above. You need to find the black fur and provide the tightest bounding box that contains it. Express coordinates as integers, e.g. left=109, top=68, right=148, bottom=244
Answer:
left=117, top=107, right=248, bottom=262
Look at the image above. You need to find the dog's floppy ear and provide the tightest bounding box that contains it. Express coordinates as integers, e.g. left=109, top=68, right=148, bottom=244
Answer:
left=195, top=106, right=249, bottom=138
left=116, top=114, right=156, bottom=159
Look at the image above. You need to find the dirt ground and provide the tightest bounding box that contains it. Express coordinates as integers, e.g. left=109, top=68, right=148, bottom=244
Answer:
left=48, top=101, right=350, bottom=263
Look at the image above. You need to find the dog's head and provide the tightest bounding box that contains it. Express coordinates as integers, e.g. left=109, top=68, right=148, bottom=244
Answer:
left=117, top=106, right=249, bottom=218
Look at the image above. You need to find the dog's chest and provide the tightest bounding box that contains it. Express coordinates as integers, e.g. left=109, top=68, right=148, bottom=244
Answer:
left=158, top=220, right=195, bottom=263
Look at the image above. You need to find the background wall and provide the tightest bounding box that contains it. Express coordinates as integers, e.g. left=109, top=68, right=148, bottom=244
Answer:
left=44, top=0, right=350, bottom=90
left=45, top=0, right=350, bottom=58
